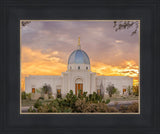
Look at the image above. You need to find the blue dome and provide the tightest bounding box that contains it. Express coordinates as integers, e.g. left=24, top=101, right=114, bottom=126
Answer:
left=68, top=49, right=90, bottom=64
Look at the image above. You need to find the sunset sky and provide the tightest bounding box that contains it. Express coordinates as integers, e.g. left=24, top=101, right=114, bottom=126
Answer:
left=21, top=20, right=139, bottom=91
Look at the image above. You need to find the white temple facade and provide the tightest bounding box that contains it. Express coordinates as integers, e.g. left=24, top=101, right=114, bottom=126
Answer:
left=25, top=38, right=133, bottom=97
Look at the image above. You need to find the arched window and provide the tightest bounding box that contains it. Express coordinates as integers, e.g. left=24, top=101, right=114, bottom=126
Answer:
left=86, top=66, right=88, bottom=70
left=78, top=66, right=80, bottom=70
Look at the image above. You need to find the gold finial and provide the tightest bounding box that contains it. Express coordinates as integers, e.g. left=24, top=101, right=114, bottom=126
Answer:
left=78, top=37, right=80, bottom=46
left=77, top=37, right=81, bottom=49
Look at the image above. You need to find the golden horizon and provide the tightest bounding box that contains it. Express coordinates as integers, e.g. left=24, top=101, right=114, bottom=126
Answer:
left=20, top=20, right=140, bottom=91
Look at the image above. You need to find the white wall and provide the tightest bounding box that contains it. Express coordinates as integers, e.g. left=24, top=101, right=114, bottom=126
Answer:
left=25, top=73, right=133, bottom=97
left=59, top=68, right=96, bottom=95
left=25, top=75, right=62, bottom=96
left=96, top=76, right=133, bottom=95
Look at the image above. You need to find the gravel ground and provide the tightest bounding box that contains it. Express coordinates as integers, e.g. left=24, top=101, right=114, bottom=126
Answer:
left=107, top=100, right=138, bottom=109
left=107, top=100, right=138, bottom=106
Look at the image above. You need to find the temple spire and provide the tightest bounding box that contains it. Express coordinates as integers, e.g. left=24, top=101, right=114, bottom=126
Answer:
left=78, top=37, right=81, bottom=49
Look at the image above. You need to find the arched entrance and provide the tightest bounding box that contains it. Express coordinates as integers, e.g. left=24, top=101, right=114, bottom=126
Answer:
left=75, top=78, right=83, bottom=95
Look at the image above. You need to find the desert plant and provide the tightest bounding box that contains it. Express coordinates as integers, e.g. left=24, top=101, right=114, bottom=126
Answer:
left=26, top=93, right=31, bottom=100
left=119, top=105, right=128, bottom=113
left=62, top=107, right=73, bottom=113
left=88, top=92, right=103, bottom=103
left=106, top=84, right=117, bottom=97
left=105, top=99, right=110, bottom=104
left=37, top=104, right=49, bottom=112
left=35, top=89, right=41, bottom=93
left=28, top=106, right=37, bottom=112
left=108, top=107, right=118, bottom=112
left=133, top=85, right=139, bottom=96
left=34, top=100, right=43, bottom=108
left=96, top=103, right=108, bottom=112
left=57, top=94, right=62, bottom=98
left=38, top=96, right=44, bottom=100
left=119, top=102, right=138, bottom=113
left=65, top=90, right=78, bottom=111
left=127, top=86, right=132, bottom=95
left=75, top=99, right=108, bottom=113
left=81, top=91, right=88, bottom=99
left=41, top=83, right=52, bottom=95
left=75, top=98, right=88, bottom=112
left=29, top=90, right=125, bottom=113
left=83, top=103, right=98, bottom=113
left=21, top=91, right=26, bottom=100
left=78, top=89, right=82, bottom=97
left=128, top=102, right=138, bottom=112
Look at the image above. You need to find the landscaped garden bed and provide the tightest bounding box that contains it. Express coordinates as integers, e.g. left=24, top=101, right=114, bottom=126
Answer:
left=22, top=90, right=138, bottom=113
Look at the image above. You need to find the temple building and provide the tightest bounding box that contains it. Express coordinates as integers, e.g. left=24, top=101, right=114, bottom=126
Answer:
left=25, top=38, right=133, bottom=97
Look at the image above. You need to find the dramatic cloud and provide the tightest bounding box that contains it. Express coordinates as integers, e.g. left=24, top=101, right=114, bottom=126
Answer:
left=21, top=20, right=140, bottom=90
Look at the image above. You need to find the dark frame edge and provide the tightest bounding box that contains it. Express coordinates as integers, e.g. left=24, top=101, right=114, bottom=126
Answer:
left=0, top=0, right=160, bottom=134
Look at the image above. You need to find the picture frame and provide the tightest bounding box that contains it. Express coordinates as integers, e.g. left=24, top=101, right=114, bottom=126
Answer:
left=0, top=0, right=160, bottom=133
left=20, top=20, right=140, bottom=114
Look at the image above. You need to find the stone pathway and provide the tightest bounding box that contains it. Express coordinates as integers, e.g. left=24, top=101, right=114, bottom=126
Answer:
left=21, top=106, right=30, bottom=113
left=107, top=100, right=139, bottom=109
left=108, top=100, right=138, bottom=106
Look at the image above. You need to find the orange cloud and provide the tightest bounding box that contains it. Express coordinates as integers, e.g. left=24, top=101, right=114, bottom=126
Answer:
left=21, top=47, right=139, bottom=91
left=91, top=60, right=139, bottom=85
left=21, top=46, right=67, bottom=90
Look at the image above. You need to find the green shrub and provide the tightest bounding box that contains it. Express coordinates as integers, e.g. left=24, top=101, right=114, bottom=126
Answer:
left=37, top=105, right=49, bottom=112
left=28, top=107, right=32, bottom=112
left=28, top=107, right=36, bottom=112
left=65, top=90, right=78, bottom=111
left=48, top=92, right=53, bottom=99
left=133, top=86, right=139, bottom=96
left=38, top=97, right=44, bottom=100
left=88, top=92, right=103, bottom=103
left=34, top=100, right=42, bottom=108
left=21, top=91, right=26, bottom=100
left=35, top=89, right=41, bottom=93
left=26, top=93, right=31, bottom=100
left=106, top=84, right=117, bottom=97
left=133, top=92, right=139, bottom=96
left=41, top=83, right=52, bottom=94
left=57, top=94, right=62, bottom=98
left=62, top=107, right=73, bottom=113
left=30, top=90, right=139, bottom=113
left=105, top=99, right=110, bottom=104
left=127, top=86, right=132, bottom=95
